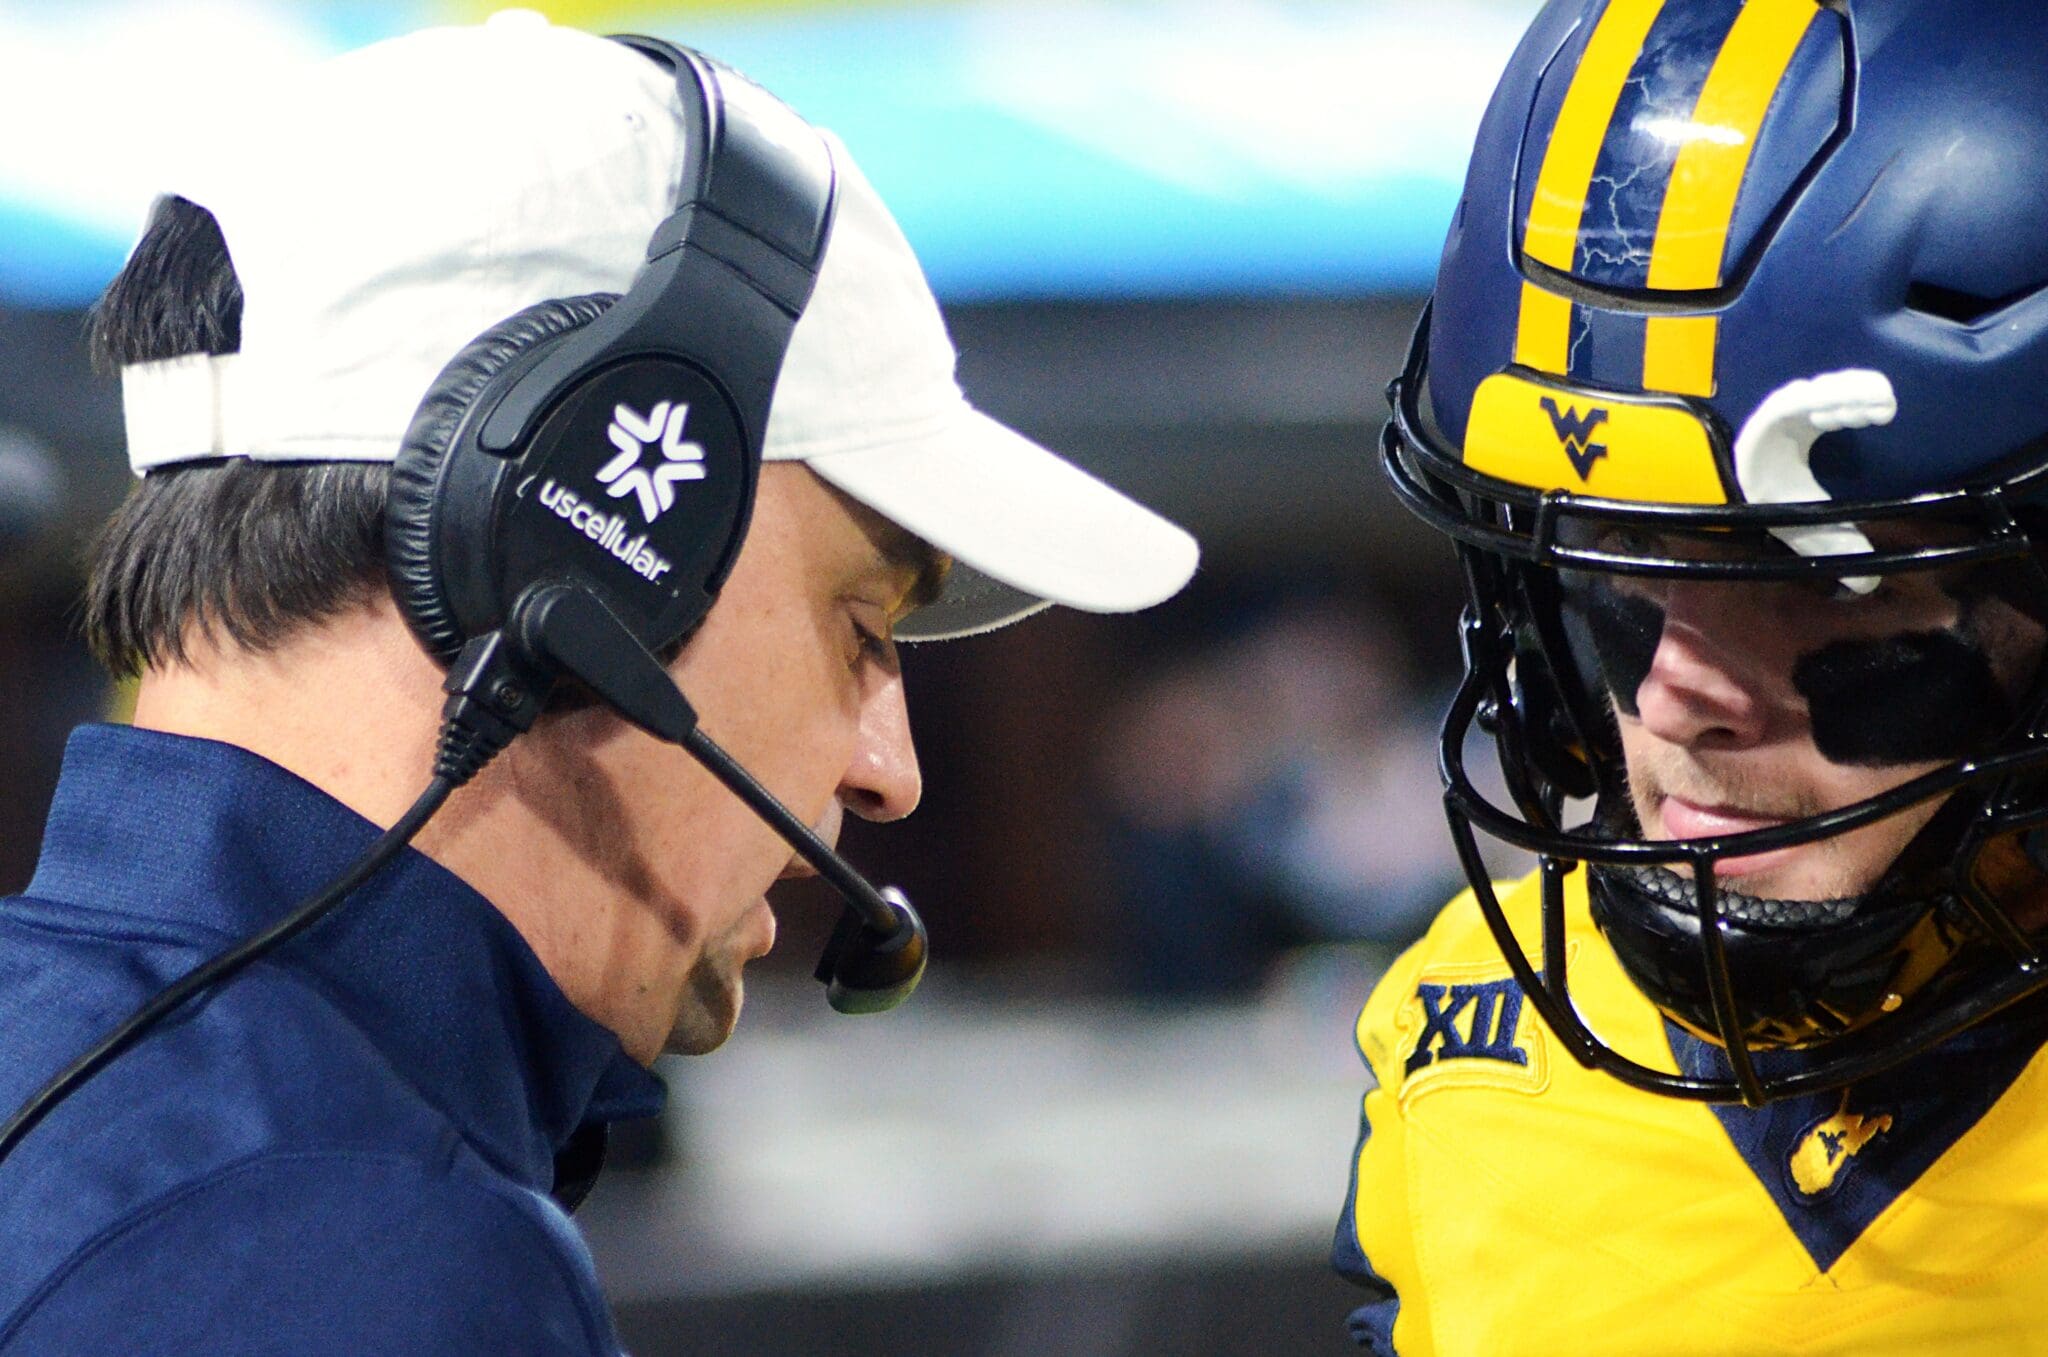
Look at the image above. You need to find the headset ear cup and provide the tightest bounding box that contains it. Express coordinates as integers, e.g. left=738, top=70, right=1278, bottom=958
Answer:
left=386, top=293, right=620, bottom=663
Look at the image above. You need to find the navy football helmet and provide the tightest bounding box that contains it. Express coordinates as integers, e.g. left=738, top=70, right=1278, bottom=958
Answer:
left=1385, top=0, right=2048, bottom=1105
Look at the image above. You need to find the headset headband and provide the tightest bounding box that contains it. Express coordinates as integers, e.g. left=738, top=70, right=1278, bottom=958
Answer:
left=396, top=33, right=841, bottom=664
left=477, top=38, right=838, bottom=458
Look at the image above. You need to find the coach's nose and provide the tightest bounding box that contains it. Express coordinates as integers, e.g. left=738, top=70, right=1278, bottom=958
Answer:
left=840, top=672, right=922, bottom=823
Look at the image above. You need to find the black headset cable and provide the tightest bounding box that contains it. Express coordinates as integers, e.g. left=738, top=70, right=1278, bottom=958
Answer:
left=0, top=775, right=456, bottom=1170
left=0, top=670, right=541, bottom=1174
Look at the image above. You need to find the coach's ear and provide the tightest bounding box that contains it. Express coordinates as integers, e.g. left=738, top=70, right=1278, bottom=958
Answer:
left=386, top=294, right=619, bottom=665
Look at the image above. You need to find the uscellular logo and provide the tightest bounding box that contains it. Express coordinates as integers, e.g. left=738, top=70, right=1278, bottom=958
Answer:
left=532, top=400, right=709, bottom=585
left=537, top=480, right=674, bottom=584
left=597, top=400, right=706, bottom=523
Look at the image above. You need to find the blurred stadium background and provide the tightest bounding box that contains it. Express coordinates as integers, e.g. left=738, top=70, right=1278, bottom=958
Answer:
left=0, top=1, right=1541, bottom=1351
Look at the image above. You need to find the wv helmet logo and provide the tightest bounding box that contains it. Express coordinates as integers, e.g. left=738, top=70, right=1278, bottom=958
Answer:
left=596, top=401, right=707, bottom=524
left=1539, top=396, right=1610, bottom=481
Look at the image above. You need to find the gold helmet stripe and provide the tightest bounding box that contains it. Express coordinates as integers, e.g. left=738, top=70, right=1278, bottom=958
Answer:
left=1648, top=0, right=1823, bottom=293
left=1521, top=0, right=1670, bottom=274
left=1515, top=0, right=1668, bottom=373
left=1641, top=0, right=1821, bottom=396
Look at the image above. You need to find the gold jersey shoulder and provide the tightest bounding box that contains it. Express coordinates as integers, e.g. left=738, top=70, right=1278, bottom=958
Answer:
left=1343, top=868, right=2048, bottom=1356
left=1356, top=867, right=1662, bottom=1103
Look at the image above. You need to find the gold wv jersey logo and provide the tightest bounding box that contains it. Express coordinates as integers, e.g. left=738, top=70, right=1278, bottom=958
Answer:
left=1789, top=1099, right=1894, bottom=1198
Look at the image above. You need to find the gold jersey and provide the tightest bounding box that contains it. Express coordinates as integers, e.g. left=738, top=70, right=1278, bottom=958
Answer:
left=1335, top=867, right=2048, bottom=1355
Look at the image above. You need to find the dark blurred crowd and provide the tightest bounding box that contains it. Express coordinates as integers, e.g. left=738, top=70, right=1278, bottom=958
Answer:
left=1092, top=591, right=1461, bottom=995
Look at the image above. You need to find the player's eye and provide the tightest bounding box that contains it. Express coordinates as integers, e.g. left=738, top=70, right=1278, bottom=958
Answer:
left=1574, top=523, right=1668, bottom=561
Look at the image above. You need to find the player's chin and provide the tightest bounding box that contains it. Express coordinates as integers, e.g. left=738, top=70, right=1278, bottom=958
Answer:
left=1734, top=806, right=1941, bottom=903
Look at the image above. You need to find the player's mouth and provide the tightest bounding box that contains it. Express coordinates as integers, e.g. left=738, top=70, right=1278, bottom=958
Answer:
left=1653, top=795, right=1800, bottom=879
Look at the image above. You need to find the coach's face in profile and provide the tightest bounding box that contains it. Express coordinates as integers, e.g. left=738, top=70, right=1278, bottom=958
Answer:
left=438, top=463, right=941, bottom=1061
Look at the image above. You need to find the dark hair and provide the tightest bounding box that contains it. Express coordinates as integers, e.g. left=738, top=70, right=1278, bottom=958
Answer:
left=82, top=196, right=391, bottom=677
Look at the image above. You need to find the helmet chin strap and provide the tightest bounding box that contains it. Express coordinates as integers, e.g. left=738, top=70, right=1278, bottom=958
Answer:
left=1601, top=861, right=1862, bottom=928
left=1584, top=777, right=1985, bottom=1054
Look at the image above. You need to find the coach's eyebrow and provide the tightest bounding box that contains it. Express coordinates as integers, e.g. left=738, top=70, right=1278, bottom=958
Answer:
left=878, top=528, right=951, bottom=617
left=832, top=481, right=953, bottom=618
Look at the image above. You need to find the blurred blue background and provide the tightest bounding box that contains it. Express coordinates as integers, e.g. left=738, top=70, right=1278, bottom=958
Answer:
left=0, top=3, right=1541, bottom=1353
left=0, top=0, right=1534, bottom=306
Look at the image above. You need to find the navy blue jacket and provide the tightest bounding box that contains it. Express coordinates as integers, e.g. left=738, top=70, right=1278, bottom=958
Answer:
left=0, top=725, right=666, bottom=1354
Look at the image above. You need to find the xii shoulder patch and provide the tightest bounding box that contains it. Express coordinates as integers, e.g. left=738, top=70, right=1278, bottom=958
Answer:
left=1393, top=959, right=1549, bottom=1105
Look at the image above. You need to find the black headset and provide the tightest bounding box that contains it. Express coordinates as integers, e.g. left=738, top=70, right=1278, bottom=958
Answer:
left=388, top=34, right=824, bottom=667
left=0, top=36, right=926, bottom=1170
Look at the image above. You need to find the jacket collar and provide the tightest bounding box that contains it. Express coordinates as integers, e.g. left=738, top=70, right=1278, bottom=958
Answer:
left=27, top=723, right=667, bottom=1193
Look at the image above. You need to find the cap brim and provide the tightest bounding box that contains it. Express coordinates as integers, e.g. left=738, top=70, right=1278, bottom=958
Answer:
left=801, top=407, right=1198, bottom=642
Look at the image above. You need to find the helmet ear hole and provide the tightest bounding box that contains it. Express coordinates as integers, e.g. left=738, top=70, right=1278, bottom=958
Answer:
left=1512, top=654, right=1599, bottom=803
left=1904, top=277, right=2048, bottom=326
left=1513, top=569, right=1604, bottom=806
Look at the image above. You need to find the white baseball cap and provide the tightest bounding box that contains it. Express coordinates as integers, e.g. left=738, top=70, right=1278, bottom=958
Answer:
left=117, top=9, right=1197, bottom=640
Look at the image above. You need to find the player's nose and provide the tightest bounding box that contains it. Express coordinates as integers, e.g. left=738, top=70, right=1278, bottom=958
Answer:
left=1633, top=583, right=1775, bottom=750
